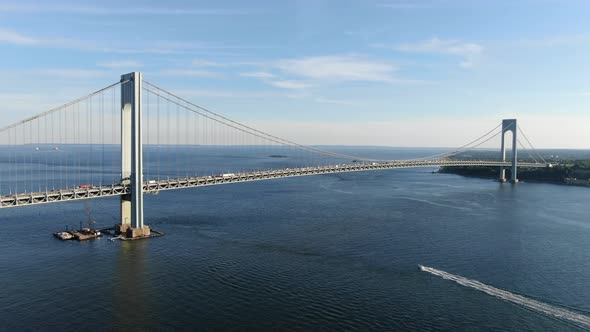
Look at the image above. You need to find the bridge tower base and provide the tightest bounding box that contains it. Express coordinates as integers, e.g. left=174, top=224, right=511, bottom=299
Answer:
left=118, top=72, right=150, bottom=238
left=499, top=119, right=518, bottom=184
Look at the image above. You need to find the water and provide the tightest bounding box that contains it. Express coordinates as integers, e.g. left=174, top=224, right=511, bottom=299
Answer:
left=1, top=147, right=590, bottom=331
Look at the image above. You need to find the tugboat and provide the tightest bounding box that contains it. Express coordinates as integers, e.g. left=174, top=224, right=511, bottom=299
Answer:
left=71, top=227, right=102, bottom=241
left=53, top=225, right=103, bottom=241
left=53, top=201, right=106, bottom=241
left=53, top=231, right=74, bottom=241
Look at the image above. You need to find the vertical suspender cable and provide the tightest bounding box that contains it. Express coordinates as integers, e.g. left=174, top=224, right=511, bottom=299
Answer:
left=22, top=121, right=26, bottom=192
left=193, top=107, right=201, bottom=177
left=88, top=96, right=92, bottom=186
left=167, top=101, right=171, bottom=180
left=145, top=89, right=149, bottom=182
left=64, top=105, right=69, bottom=188
left=76, top=102, right=80, bottom=188
left=8, top=127, right=11, bottom=195
left=157, top=93, right=161, bottom=181
left=29, top=120, right=33, bottom=193
left=58, top=108, right=62, bottom=190
left=45, top=114, right=48, bottom=191
left=185, top=105, right=189, bottom=179
left=14, top=126, right=18, bottom=194
left=111, top=86, right=116, bottom=184
left=176, top=104, right=179, bottom=178
left=100, top=90, right=104, bottom=187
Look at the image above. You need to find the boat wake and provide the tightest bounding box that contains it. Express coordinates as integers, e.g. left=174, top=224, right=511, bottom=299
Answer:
left=419, top=265, right=590, bottom=329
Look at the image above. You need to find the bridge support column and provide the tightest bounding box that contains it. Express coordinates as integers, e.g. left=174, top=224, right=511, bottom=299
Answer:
left=117, top=72, right=150, bottom=238
left=499, top=119, right=518, bottom=183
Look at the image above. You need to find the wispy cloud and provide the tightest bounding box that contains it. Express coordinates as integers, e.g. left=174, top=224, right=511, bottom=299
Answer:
left=97, top=60, right=143, bottom=69
left=239, top=71, right=275, bottom=79
left=276, top=55, right=396, bottom=82
left=192, top=59, right=228, bottom=67
left=315, top=97, right=356, bottom=106
left=0, top=27, right=260, bottom=55
left=0, top=28, right=36, bottom=45
left=500, top=34, right=590, bottom=49
left=393, top=38, right=483, bottom=68
left=269, top=80, right=312, bottom=89
left=235, top=55, right=400, bottom=90
left=192, top=59, right=266, bottom=67
left=162, top=88, right=289, bottom=99
left=36, top=69, right=109, bottom=79
left=0, top=3, right=258, bottom=15
left=377, top=1, right=438, bottom=10
left=158, top=69, right=224, bottom=78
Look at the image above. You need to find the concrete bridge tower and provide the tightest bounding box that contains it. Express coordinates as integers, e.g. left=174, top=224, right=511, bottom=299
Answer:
left=499, top=119, right=518, bottom=183
left=117, top=72, right=150, bottom=238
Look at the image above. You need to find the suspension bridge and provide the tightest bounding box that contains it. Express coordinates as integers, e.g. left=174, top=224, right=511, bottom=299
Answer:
left=0, top=72, right=549, bottom=238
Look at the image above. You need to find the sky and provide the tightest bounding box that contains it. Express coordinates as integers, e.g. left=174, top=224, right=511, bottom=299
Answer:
left=0, top=0, right=589, bottom=148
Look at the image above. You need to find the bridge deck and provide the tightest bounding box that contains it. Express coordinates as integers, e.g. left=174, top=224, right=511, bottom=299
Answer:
left=0, top=160, right=546, bottom=208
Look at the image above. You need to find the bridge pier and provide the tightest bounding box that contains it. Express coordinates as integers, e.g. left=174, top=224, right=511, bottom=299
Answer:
left=116, top=72, right=150, bottom=238
left=499, top=119, right=518, bottom=183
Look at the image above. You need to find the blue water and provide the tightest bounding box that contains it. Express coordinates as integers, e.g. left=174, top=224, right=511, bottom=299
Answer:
left=1, top=147, right=590, bottom=331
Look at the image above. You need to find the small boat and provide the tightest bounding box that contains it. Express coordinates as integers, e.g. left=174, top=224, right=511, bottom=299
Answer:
left=109, top=235, right=124, bottom=241
left=54, top=231, right=74, bottom=241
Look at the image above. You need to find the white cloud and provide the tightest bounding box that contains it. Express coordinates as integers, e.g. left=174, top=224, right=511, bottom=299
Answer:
left=240, top=71, right=275, bottom=79
left=396, top=38, right=483, bottom=68
left=0, top=28, right=37, bottom=45
left=36, top=69, right=108, bottom=79
left=276, top=55, right=396, bottom=82
left=165, top=89, right=287, bottom=99
left=158, top=70, right=224, bottom=78
left=377, top=1, right=436, bottom=10
left=236, top=55, right=402, bottom=89
left=192, top=59, right=227, bottom=67
left=0, top=4, right=256, bottom=15
left=269, top=80, right=312, bottom=89
left=0, top=27, right=259, bottom=55
left=251, top=115, right=590, bottom=149
left=315, top=97, right=356, bottom=106
left=398, top=38, right=483, bottom=56
left=97, top=60, right=143, bottom=68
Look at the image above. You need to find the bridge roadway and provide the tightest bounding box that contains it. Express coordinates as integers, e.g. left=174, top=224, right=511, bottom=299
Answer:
left=0, top=160, right=547, bottom=208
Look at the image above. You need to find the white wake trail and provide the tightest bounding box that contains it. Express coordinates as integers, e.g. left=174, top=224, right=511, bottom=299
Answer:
left=419, top=265, right=590, bottom=329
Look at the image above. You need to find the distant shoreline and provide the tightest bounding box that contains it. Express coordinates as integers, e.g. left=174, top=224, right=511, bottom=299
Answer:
left=438, top=166, right=590, bottom=188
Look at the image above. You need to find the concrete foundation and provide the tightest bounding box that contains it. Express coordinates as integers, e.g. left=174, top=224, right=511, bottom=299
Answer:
left=115, top=224, right=131, bottom=235
left=126, top=226, right=151, bottom=238
left=115, top=224, right=150, bottom=238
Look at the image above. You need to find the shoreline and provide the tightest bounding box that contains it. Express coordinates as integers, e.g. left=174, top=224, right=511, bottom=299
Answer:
left=437, top=166, right=589, bottom=188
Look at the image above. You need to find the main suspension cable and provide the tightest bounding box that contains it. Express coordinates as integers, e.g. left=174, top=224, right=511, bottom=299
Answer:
left=411, top=123, right=503, bottom=161
left=143, top=81, right=383, bottom=162
left=518, top=126, right=546, bottom=163
left=517, top=139, right=540, bottom=163
left=0, top=80, right=125, bottom=134
left=142, top=86, right=382, bottom=162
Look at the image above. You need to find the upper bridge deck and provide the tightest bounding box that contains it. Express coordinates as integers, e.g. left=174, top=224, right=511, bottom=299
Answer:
left=0, top=160, right=548, bottom=208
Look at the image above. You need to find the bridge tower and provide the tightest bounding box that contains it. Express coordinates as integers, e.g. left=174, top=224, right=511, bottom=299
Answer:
left=499, top=119, right=518, bottom=183
left=117, top=72, right=150, bottom=238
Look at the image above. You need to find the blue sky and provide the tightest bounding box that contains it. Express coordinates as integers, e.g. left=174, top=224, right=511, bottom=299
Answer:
left=0, top=0, right=589, bottom=148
